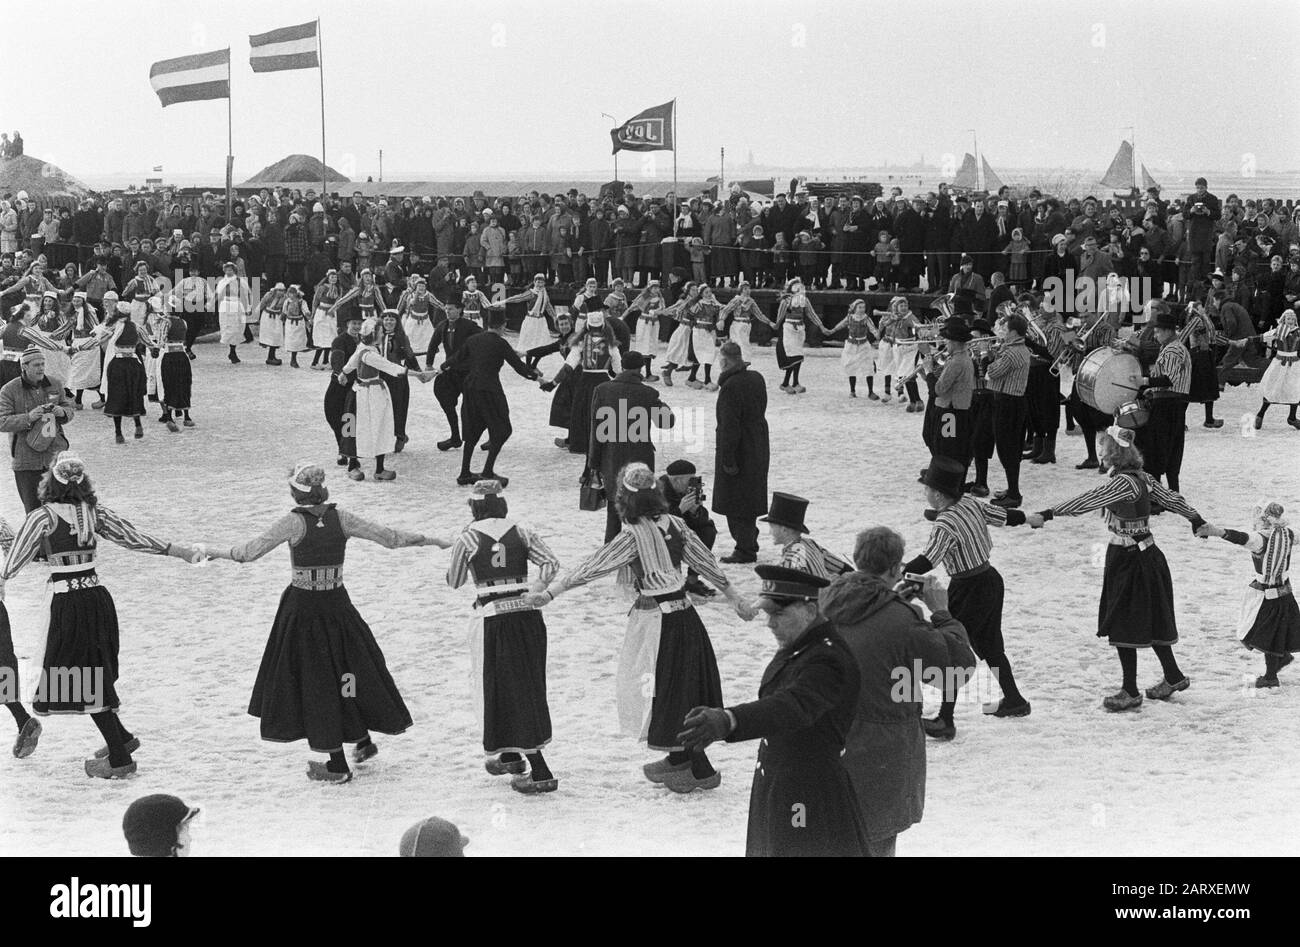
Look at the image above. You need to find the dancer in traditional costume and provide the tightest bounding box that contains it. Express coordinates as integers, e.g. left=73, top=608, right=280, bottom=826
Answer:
left=395, top=275, right=441, bottom=366
left=254, top=283, right=288, bottom=367
left=324, top=313, right=362, bottom=466
left=447, top=480, right=561, bottom=793
left=657, top=282, right=702, bottom=388
left=526, top=464, right=756, bottom=793
left=215, top=262, right=252, bottom=365
left=715, top=281, right=772, bottom=366
left=445, top=310, right=541, bottom=486
left=280, top=285, right=311, bottom=369
left=328, top=267, right=384, bottom=341
left=1254, top=308, right=1300, bottom=430
left=140, top=296, right=171, bottom=404
left=1028, top=426, right=1205, bottom=711
left=874, top=295, right=924, bottom=409
left=761, top=492, right=852, bottom=578
left=773, top=278, right=833, bottom=394
left=0, top=452, right=199, bottom=778
left=377, top=309, right=422, bottom=452
left=627, top=280, right=666, bottom=380
left=826, top=298, right=879, bottom=398
left=203, top=463, right=447, bottom=782
left=339, top=318, right=434, bottom=481
left=153, top=301, right=193, bottom=432
left=79, top=302, right=147, bottom=443
left=904, top=456, right=1032, bottom=738
left=461, top=275, right=494, bottom=328
left=310, top=269, right=344, bottom=369
left=65, top=292, right=103, bottom=409
left=0, top=514, right=41, bottom=759
left=1198, top=502, right=1299, bottom=688
left=538, top=308, right=622, bottom=456
left=685, top=286, right=723, bottom=390
left=31, top=291, right=72, bottom=396
left=499, top=274, right=557, bottom=362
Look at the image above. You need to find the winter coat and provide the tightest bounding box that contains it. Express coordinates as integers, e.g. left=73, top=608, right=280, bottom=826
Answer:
left=819, top=571, right=976, bottom=841
left=711, top=363, right=769, bottom=517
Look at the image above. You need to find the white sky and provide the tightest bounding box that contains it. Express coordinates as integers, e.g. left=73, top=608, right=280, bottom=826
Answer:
left=6, top=0, right=1298, bottom=179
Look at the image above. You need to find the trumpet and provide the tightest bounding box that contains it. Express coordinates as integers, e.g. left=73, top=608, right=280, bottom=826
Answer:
left=896, top=349, right=945, bottom=395
left=1048, top=315, right=1103, bottom=376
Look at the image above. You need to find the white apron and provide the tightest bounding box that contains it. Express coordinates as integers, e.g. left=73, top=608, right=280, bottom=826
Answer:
left=312, top=305, right=336, bottom=350
left=282, top=308, right=309, bottom=352
left=218, top=297, right=245, bottom=346
left=353, top=383, right=394, bottom=459
left=1260, top=355, right=1300, bottom=405
left=403, top=314, right=434, bottom=355
left=664, top=323, right=693, bottom=366
left=617, top=605, right=662, bottom=742
left=633, top=310, right=661, bottom=356
left=258, top=310, right=284, bottom=348
left=841, top=339, right=877, bottom=377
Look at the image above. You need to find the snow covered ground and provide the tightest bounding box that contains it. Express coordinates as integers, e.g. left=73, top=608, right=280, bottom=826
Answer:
left=0, top=338, right=1296, bottom=857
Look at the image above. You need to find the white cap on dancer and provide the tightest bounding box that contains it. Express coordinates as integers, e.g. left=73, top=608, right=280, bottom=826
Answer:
left=52, top=452, right=87, bottom=484
left=470, top=479, right=504, bottom=498
left=288, top=462, right=325, bottom=492
left=1104, top=424, right=1136, bottom=447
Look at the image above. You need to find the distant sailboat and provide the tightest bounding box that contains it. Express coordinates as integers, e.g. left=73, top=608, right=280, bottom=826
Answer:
left=1100, top=139, right=1159, bottom=196
left=952, top=153, right=979, bottom=190
left=980, top=155, right=1005, bottom=193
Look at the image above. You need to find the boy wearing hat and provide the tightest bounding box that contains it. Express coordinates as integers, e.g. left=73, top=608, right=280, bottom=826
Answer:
left=904, top=456, right=1032, bottom=737
left=123, top=794, right=199, bottom=857
left=677, top=564, right=866, bottom=856
left=1133, top=306, right=1192, bottom=491
left=927, top=317, right=975, bottom=473
left=984, top=312, right=1032, bottom=507
left=965, top=318, right=998, bottom=496
left=762, top=492, right=852, bottom=580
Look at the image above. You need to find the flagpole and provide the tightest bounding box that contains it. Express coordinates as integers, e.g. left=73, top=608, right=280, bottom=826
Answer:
left=226, top=49, right=233, bottom=220
left=671, top=98, right=678, bottom=218
left=318, top=18, right=327, bottom=201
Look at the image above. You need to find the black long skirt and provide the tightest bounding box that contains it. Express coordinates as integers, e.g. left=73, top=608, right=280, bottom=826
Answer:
left=160, top=351, right=192, bottom=411
left=548, top=374, right=575, bottom=430
left=104, top=357, right=146, bottom=419
left=481, top=610, right=552, bottom=754
left=323, top=378, right=351, bottom=448
left=1100, top=542, right=1178, bottom=648
left=1187, top=348, right=1219, bottom=403
left=565, top=371, right=606, bottom=456
left=647, top=606, right=723, bottom=752
left=248, top=585, right=412, bottom=752
left=1241, top=592, right=1300, bottom=656
left=949, top=565, right=1005, bottom=660
left=34, top=583, right=121, bottom=715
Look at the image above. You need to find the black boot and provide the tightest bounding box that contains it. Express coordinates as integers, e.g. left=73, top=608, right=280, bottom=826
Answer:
left=1023, top=436, right=1045, bottom=461
left=1031, top=432, right=1057, bottom=464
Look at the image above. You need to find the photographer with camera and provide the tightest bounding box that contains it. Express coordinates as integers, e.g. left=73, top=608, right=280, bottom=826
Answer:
left=1183, top=177, right=1221, bottom=296
left=0, top=347, right=74, bottom=512
left=659, top=459, right=718, bottom=597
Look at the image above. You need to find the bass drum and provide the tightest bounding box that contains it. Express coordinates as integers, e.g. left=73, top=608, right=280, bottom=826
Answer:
left=1076, top=348, right=1143, bottom=416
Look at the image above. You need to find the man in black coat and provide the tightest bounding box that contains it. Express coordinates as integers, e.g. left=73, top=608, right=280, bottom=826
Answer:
left=678, top=564, right=866, bottom=857
left=426, top=302, right=482, bottom=450
left=712, top=342, right=769, bottom=563
left=923, top=193, right=952, bottom=294
left=764, top=193, right=799, bottom=248
left=587, top=351, right=675, bottom=540
left=442, top=309, right=541, bottom=486
left=893, top=197, right=928, bottom=290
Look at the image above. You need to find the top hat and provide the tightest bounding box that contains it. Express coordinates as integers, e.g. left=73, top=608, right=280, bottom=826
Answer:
left=940, top=317, right=973, bottom=342
left=951, top=294, right=976, bottom=317
left=760, top=492, right=810, bottom=533
left=922, top=455, right=966, bottom=499
left=754, top=564, right=829, bottom=604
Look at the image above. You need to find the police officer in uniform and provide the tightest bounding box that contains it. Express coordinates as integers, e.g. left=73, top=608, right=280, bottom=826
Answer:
left=677, top=564, right=867, bottom=857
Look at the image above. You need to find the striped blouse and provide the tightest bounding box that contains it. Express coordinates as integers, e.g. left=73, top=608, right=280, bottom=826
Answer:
left=1041, top=471, right=1200, bottom=538
left=1221, top=526, right=1293, bottom=588
left=905, top=496, right=1025, bottom=577
left=550, top=514, right=729, bottom=595
left=985, top=339, right=1031, bottom=396
left=780, top=536, right=852, bottom=579
left=1150, top=341, right=1192, bottom=395
left=2, top=504, right=173, bottom=579
left=446, top=519, right=560, bottom=589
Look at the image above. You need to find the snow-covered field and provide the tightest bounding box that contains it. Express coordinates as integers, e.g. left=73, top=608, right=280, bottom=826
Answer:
left=0, top=337, right=1296, bottom=857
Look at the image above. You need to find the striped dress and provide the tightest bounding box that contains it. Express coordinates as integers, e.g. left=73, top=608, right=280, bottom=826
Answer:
left=1041, top=471, right=1201, bottom=648
left=1220, top=525, right=1299, bottom=656
left=549, top=515, right=730, bottom=748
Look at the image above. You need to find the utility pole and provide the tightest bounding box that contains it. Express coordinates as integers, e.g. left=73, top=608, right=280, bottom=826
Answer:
left=378, top=148, right=383, bottom=183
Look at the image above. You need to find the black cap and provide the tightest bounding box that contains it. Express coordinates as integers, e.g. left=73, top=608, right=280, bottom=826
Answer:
left=940, top=317, right=972, bottom=342
left=1152, top=308, right=1179, bottom=330
left=123, top=794, right=198, bottom=857
left=760, top=492, right=810, bottom=533
left=754, top=564, right=829, bottom=603
left=922, top=455, right=966, bottom=499
left=664, top=459, right=696, bottom=476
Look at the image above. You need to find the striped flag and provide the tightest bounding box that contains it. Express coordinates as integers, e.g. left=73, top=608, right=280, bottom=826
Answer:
left=149, top=48, right=230, bottom=106
left=249, top=20, right=320, bottom=72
